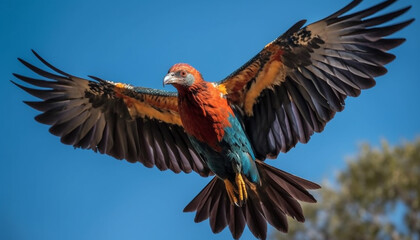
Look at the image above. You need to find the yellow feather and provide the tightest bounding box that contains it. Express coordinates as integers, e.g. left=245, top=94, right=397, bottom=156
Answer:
left=131, top=98, right=182, bottom=126
left=244, top=60, right=285, bottom=116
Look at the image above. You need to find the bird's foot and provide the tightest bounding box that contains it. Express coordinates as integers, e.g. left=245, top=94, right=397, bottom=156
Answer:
left=236, top=173, right=248, bottom=205
left=224, top=179, right=239, bottom=206
left=224, top=174, right=248, bottom=207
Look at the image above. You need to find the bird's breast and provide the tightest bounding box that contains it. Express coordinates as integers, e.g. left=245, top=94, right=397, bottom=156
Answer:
left=178, top=86, right=233, bottom=152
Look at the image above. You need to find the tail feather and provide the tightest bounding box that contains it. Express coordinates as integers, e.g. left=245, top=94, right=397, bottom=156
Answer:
left=209, top=187, right=227, bottom=233
left=191, top=178, right=219, bottom=222
left=245, top=195, right=267, bottom=239
left=265, top=182, right=305, bottom=222
left=183, top=178, right=216, bottom=212
left=262, top=162, right=319, bottom=202
left=260, top=188, right=288, bottom=232
left=228, top=205, right=246, bottom=239
left=184, top=160, right=320, bottom=239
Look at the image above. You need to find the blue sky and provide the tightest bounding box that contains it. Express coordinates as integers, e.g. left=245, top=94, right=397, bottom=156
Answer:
left=1, top=0, right=419, bottom=239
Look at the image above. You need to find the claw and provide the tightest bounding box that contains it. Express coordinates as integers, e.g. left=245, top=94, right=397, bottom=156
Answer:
left=236, top=173, right=248, bottom=204
left=224, top=174, right=248, bottom=207
left=224, top=179, right=238, bottom=206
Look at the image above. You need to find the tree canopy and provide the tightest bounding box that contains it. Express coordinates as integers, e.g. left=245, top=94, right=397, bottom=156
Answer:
left=274, top=139, right=420, bottom=240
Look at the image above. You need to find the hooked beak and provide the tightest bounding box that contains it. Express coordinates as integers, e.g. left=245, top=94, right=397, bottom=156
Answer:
left=163, top=73, right=181, bottom=86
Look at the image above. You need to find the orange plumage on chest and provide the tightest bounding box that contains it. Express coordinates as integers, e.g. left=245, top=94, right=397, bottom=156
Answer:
left=178, top=82, right=233, bottom=151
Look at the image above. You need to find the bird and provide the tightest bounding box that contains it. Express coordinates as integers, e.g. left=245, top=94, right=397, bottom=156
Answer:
left=12, top=0, right=413, bottom=239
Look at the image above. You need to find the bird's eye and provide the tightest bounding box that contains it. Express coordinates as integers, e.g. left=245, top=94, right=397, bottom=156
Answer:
left=180, top=70, right=187, bottom=77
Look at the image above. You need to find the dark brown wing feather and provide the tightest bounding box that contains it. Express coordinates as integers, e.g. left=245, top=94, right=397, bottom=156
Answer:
left=218, top=0, right=413, bottom=159
left=12, top=50, right=210, bottom=176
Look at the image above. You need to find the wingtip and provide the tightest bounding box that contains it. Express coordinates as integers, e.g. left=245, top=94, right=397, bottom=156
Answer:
left=31, top=49, right=44, bottom=61
left=10, top=79, right=18, bottom=86
left=283, top=19, right=307, bottom=36
left=10, top=79, right=25, bottom=90
left=26, top=50, right=72, bottom=77
left=325, top=0, right=362, bottom=20
left=406, top=18, right=415, bottom=25
left=11, top=81, right=41, bottom=106
left=31, top=49, right=43, bottom=61
left=395, top=18, right=416, bottom=32
left=298, top=19, right=307, bottom=25
left=16, top=57, right=35, bottom=70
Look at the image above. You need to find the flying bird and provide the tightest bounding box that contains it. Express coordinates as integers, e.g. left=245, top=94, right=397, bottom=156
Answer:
left=12, top=0, right=413, bottom=239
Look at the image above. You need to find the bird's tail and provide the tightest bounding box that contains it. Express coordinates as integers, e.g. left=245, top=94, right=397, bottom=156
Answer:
left=183, top=160, right=320, bottom=240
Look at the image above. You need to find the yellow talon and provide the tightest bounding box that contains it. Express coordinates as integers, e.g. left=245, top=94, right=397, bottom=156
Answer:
left=224, top=174, right=248, bottom=206
left=236, top=174, right=248, bottom=203
left=224, top=179, right=238, bottom=205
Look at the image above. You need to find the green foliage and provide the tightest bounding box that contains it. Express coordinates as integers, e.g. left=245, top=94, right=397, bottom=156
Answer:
left=274, top=139, right=420, bottom=240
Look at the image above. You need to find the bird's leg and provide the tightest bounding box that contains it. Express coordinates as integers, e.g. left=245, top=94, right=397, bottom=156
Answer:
left=236, top=173, right=248, bottom=205
left=224, top=179, right=238, bottom=206
left=224, top=173, right=248, bottom=207
left=225, top=160, right=249, bottom=206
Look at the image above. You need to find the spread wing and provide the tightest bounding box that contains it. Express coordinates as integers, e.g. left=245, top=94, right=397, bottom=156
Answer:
left=12, top=50, right=210, bottom=176
left=217, top=0, right=413, bottom=159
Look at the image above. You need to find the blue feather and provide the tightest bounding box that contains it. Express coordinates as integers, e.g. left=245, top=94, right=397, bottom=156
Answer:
left=188, top=114, right=260, bottom=184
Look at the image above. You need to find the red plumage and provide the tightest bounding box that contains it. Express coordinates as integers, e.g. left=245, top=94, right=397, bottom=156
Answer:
left=173, top=64, right=233, bottom=151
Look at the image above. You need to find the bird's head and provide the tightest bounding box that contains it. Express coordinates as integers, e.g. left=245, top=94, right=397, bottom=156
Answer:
left=163, top=63, right=203, bottom=90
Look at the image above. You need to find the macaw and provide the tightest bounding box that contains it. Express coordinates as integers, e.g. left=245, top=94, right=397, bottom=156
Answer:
left=12, top=0, right=413, bottom=239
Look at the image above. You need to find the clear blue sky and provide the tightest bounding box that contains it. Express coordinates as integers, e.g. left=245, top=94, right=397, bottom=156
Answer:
left=1, top=0, right=419, bottom=239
